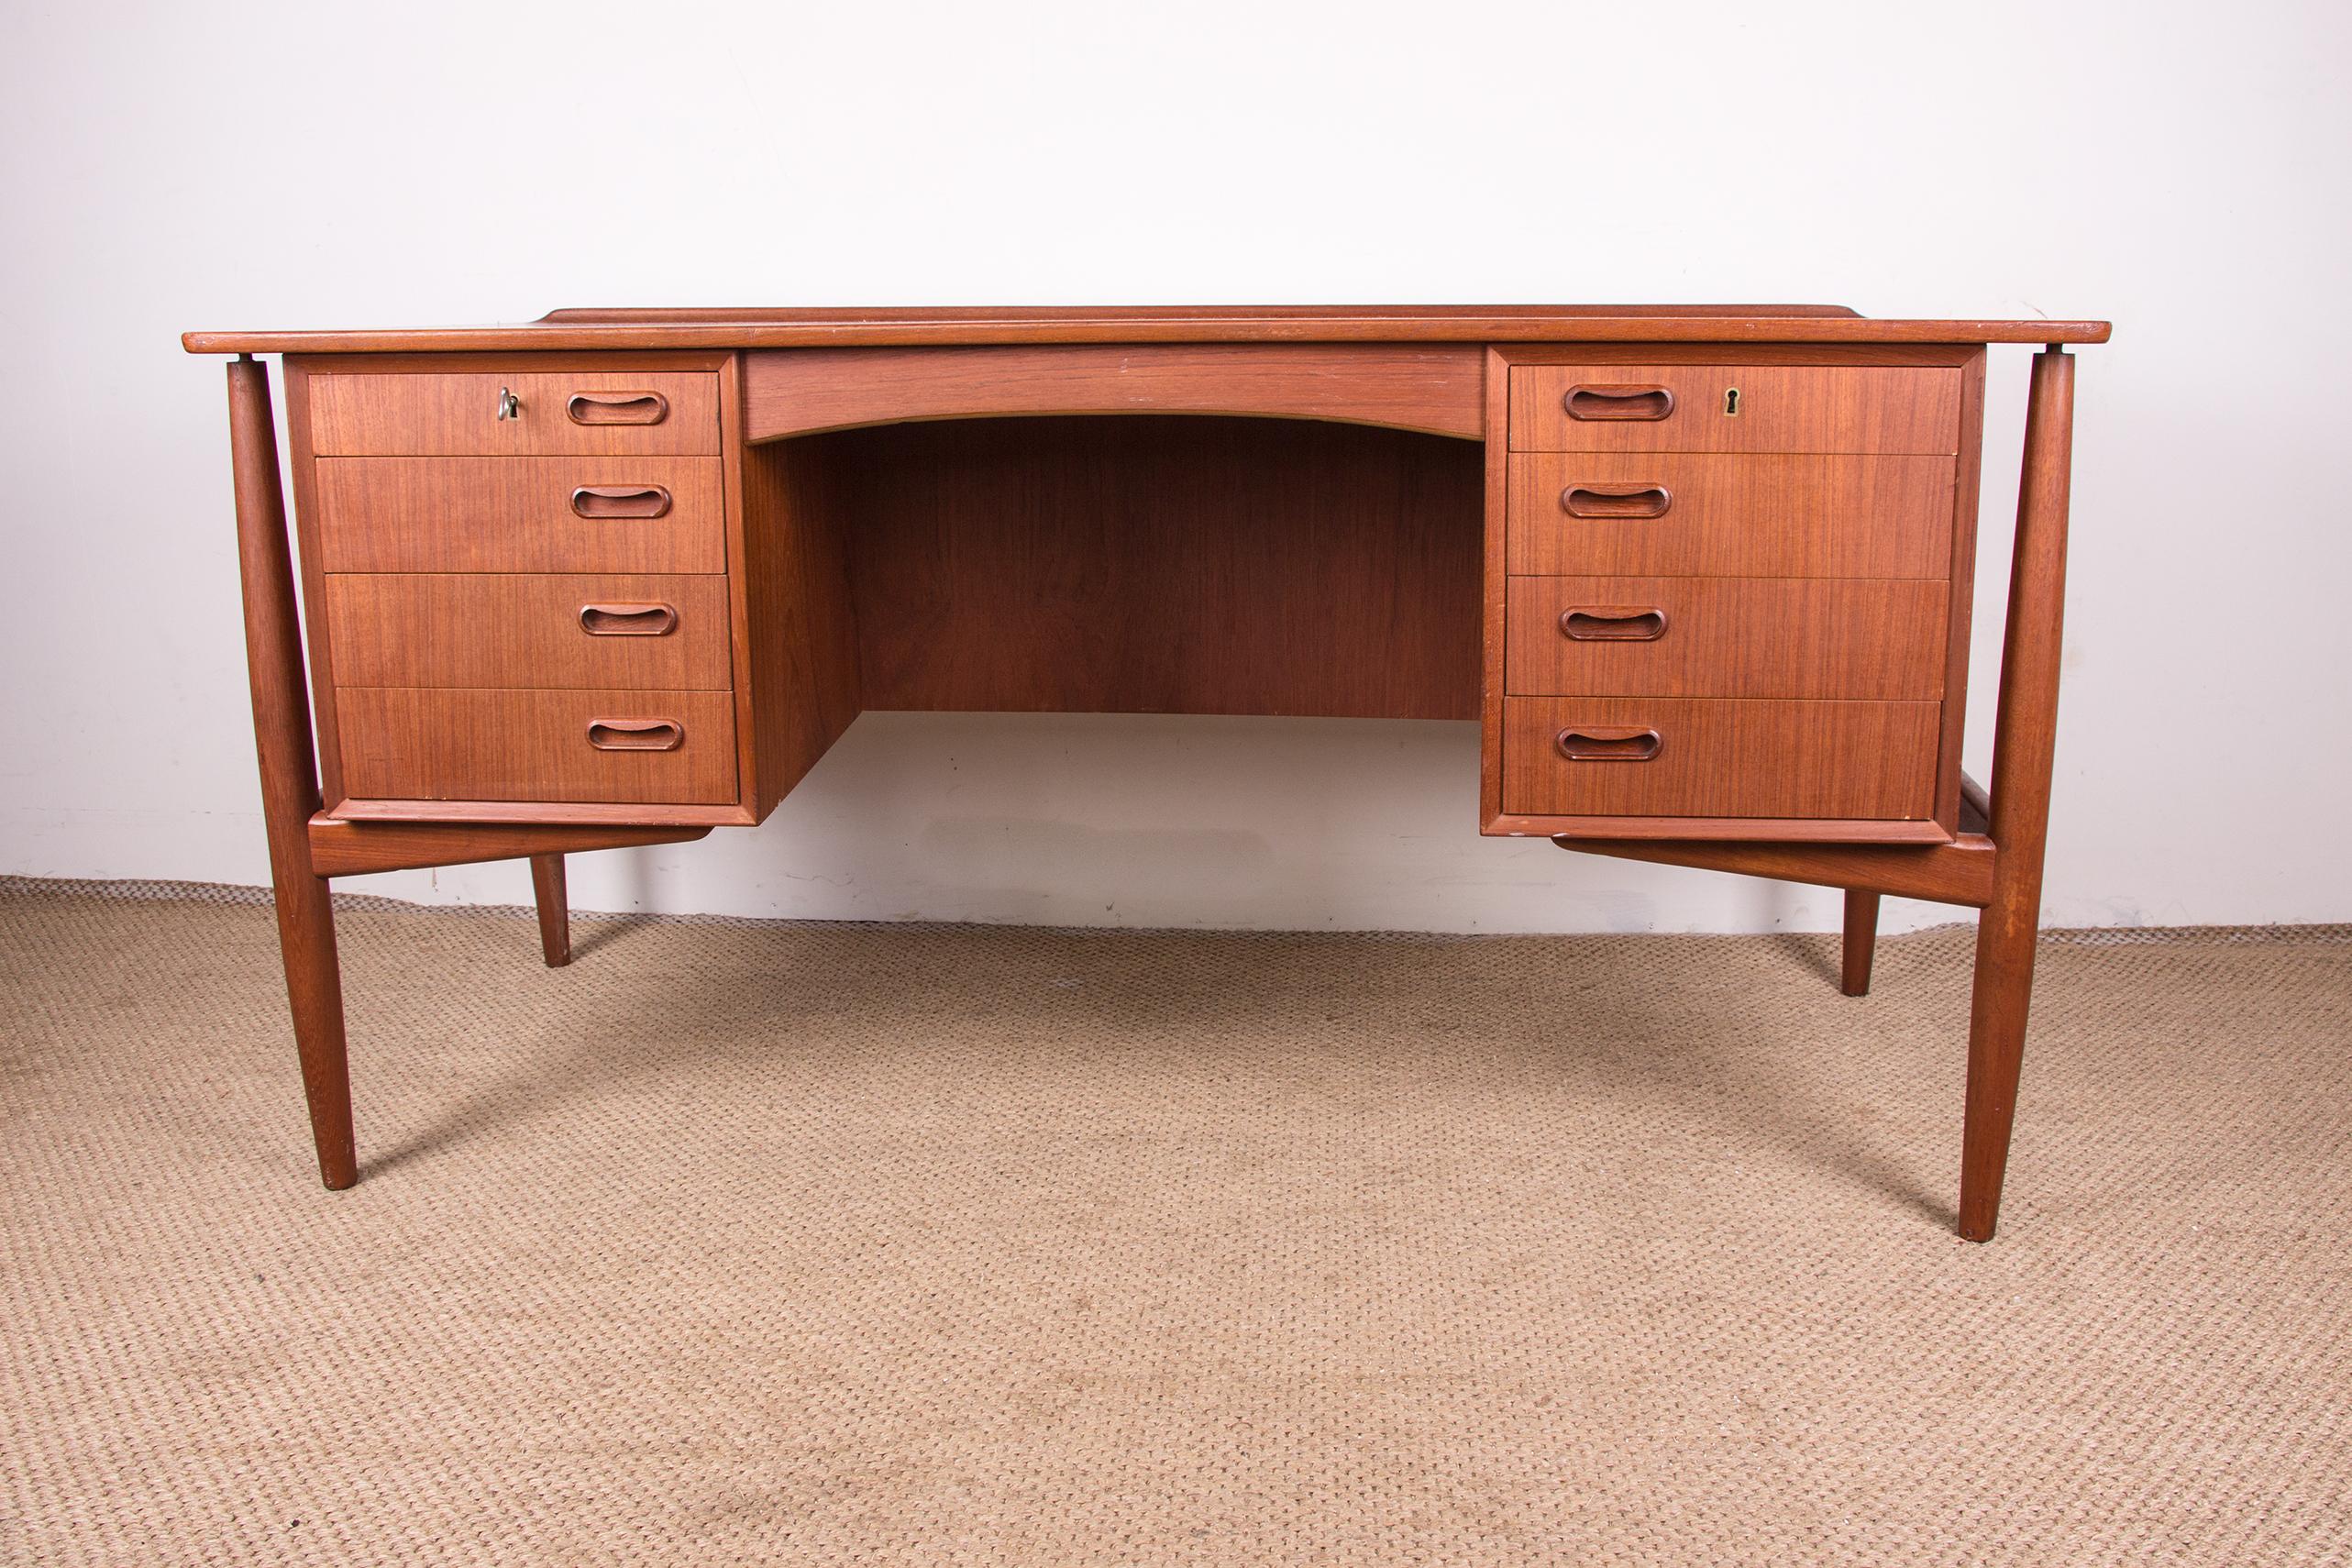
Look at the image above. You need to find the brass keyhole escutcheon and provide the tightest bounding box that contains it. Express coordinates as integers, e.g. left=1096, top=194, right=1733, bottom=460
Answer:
left=1724, top=387, right=1742, bottom=416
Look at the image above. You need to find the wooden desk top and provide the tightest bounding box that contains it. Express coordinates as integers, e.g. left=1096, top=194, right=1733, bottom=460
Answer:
left=182, top=304, right=2112, bottom=356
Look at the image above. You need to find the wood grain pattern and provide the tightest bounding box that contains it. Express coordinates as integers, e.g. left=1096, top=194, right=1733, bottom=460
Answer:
left=1505, top=577, right=1948, bottom=700
left=1498, top=344, right=1982, bottom=370
left=182, top=305, right=2114, bottom=356
left=1932, top=349, right=1990, bottom=832
left=1509, top=365, right=1962, bottom=455
left=326, top=799, right=754, bottom=827
left=744, top=345, right=1486, bottom=440
left=1551, top=834, right=1995, bottom=905
left=832, top=415, right=1482, bottom=720
left=1842, top=888, right=1881, bottom=996
left=1493, top=815, right=1955, bottom=845
left=226, top=357, right=355, bottom=1189
left=337, top=688, right=739, bottom=804
left=529, top=854, right=570, bottom=967
left=1502, top=697, right=1941, bottom=820
left=1960, top=348, right=2076, bottom=1243
left=281, top=359, right=347, bottom=805
left=315, top=456, right=726, bottom=573
left=736, top=415, right=864, bottom=820
left=196, top=315, right=2107, bottom=1237
left=569, top=304, right=1870, bottom=323
left=305, top=818, right=712, bottom=878
left=324, top=574, right=733, bottom=690
left=717, top=359, right=766, bottom=820
left=289, top=351, right=734, bottom=376
left=1479, top=348, right=1512, bottom=827
left=1505, top=453, right=1956, bottom=579
left=1960, top=770, right=1993, bottom=834
left=309, top=371, right=720, bottom=456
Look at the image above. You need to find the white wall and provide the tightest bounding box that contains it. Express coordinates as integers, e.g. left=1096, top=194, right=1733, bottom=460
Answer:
left=4, top=0, right=2346, bottom=933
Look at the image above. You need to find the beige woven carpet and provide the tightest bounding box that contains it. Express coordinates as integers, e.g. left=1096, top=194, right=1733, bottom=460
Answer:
left=3, top=880, right=2347, bottom=1566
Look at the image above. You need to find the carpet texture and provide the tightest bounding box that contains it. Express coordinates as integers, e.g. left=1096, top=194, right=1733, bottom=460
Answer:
left=3, top=878, right=2347, bottom=1566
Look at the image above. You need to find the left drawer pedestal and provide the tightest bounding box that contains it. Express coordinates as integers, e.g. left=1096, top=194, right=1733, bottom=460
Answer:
left=284, top=356, right=743, bottom=822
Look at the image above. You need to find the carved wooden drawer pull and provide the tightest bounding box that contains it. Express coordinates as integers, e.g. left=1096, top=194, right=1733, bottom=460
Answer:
left=1554, top=726, right=1662, bottom=762
left=1562, top=384, right=1675, bottom=422
left=1560, top=607, right=1668, bottom=642
left=567, top=392, right=670, bottom=426
left=578, top=602, right=679, bottom=637
left=586, top=718, right=684, bottom=751
left=1561, top=483, right=1673, bottom=519
left=569, top=484, right=673, bottom=519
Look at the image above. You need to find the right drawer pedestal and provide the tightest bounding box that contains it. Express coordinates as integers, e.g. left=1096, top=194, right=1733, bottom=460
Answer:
left=1491, top=349, right=1982, bottom=841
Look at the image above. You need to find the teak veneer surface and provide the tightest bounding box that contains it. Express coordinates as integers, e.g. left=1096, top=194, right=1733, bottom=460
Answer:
left=734, top=371, right=864, bottom=819
left=314, top=456, right=727, bottom=574
left=1505, top=578, right=1949, bottom=701
left=337, top=688, right=739, bottom=805
left=308, top=371, right=721, bottom=457
left=184, top=304, right=2110, bottom=355
left=745, top=345, right=1485, bottom=440
left=1505, top=453, right=1956, bottom=579
left=1509, top=365, right=1962, bottom=455
left=324, top=574, right=734, bottom=691
left=1501, top=697, right=1941, bottom=820
left=305, top=819, right=712, bottom=878
left=829, top=415, right=1482, bottom=721
left=1555, top=834, right=1997, bottom=906
left=225, top=358, right=355, bottom=1187
left=327, top=800, right=753, bottom=828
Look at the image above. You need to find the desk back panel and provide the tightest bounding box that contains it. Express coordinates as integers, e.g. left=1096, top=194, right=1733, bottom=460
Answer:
left=801, top=415, right=1484, bottom=722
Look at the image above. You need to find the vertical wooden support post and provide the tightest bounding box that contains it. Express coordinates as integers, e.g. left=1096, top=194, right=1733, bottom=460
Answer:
left=1957, top=348, right=2076, bottom=1242
left=1840, top=889, right=1880, bottom=997
left=529, top=854, right=571, bottom=967
left=228, top=357, right=357, bottom=1188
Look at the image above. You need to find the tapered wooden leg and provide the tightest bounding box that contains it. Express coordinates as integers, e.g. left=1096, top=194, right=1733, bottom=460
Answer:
left=1958, top=348, right=2076, bottom=1242
left=1840, top=889, right=1880, bottom=997
left=529, top=854, right=571, bottom=967
left=228, top=357, right=356, bottom=1190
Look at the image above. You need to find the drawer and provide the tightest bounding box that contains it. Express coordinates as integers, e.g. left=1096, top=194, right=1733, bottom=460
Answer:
left=325, top=575, right=734, bottom=690
left=1506, top=453, right=1953, bottom=579
left=1509, top=364, right=1961, bottom=455
left=1506, top=578, right=1947, bottom=700
left=337, top=689, right=739, bottom=804
left=309, top=371, right=720, bottom=456
left=1501, top=696, right=1939, bottom=820
left=315, top=457, right=725, bottom=573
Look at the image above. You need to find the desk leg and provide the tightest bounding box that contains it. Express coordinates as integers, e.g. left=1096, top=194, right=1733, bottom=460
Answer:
left=228, top=357, right=357, bottom=1190
left=1958, top=348, right=2074, bottom=1242
left=529, top=854, right=571, bottom=967
left=1840, top=889, right=1880, bottom=997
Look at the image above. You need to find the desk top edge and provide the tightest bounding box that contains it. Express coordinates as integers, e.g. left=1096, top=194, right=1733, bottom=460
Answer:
left=182, top=305, right=2113, bottom=354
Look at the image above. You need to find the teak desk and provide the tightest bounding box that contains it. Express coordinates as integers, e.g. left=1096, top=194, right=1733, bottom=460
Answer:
left=183, top=305, right=2108, bottom=1241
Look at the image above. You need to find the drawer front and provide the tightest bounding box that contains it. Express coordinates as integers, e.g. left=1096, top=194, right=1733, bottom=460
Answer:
left=309, top=371, right=721, bottom=456
left=315, top=457, right=725, bottom=573
left=1509, top=365, right=1961, bottom=455
left=1506, top=453, right=1954, bottom=579
left=325, top=575, right=734, bottom=690
left=337, top=689, right=739, bottom=804
left=1506, top=578, right=1948, bottom=701
left=1502, top=697, right=1939, bottom=819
